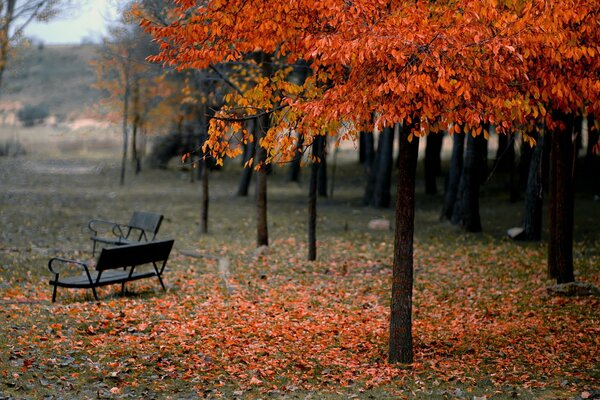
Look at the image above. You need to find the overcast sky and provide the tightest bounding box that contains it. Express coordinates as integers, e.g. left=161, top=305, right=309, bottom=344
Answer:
left=24, top=0, right=120, bottom=45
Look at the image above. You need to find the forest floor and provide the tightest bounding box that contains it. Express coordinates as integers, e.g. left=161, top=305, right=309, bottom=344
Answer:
left=0, top=142, right=599, bottom=399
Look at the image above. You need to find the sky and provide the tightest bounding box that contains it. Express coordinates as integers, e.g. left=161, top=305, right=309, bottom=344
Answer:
left=23, top=0, right=120, bottom=45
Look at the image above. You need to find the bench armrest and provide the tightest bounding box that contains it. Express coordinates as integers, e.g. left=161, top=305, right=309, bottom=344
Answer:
left=88, top=219, right=126, bottom=238
left=48, top=257, right=91, bottom=276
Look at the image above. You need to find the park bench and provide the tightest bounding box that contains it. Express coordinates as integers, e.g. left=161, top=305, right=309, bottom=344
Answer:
left=48, top=239, right=174, bottom=302
left=88, top=211, right=163, bottom=256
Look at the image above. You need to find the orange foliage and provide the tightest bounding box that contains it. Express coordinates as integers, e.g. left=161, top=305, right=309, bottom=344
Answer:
left=142, top=0, right=598, bottom=165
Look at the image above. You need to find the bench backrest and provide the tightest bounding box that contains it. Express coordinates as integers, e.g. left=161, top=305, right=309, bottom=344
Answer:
left=96, top=239, right=174, bottom=271
left=127, top=211, right=163, bottom=239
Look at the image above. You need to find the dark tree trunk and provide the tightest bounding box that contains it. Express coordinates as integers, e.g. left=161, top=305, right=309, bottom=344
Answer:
left=389, top=121, right=419, bottom=364
left=289, top=133, right=304, bottom=182
left=495, top=131, right=516, bottom=173
left=132, top=119, right=141, bottom=174
left=237, top=119, right=256, bottom=197
left=424, top=131, right=444, bottom=195
left=585, top=114, right=600, bottom=194
left=495, top=131, right=518, bottom=201
left=548, top=112, right=575, bottom=283
left=519, top=135, right=534, bottom=193
left=308, top=135, right=325, bottom=261
left=476, top=128, right=489, bottom=183
left=256, top=114, right=269, bottom=247
left=441, top=131, right=465, bottom=220
left=363, top=130, right=375, bottom=174
left=452, top=131, right=483, bottom=232
left=523, top=129, right=544, bottom=241
left=200, top=158, right=209, bottom=233
left=120, top=64, right=131, bottom=187
left=365, top=126, right=395, bottom=207
left=317, top=135, right=328, bottom=197
left=359, top=131, right=367, bottom=164
left=131, top=84, right=141, bottom=175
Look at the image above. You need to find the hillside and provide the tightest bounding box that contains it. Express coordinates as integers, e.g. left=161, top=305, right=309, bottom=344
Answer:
left=0, top=43, right=104, bottom=119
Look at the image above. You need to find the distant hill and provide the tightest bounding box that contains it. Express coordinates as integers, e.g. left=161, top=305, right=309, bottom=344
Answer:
left=0, top=43, right=104, bottom=120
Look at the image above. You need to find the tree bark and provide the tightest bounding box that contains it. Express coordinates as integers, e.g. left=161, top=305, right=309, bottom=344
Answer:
left=200, top=158, right=209, bottom=233
left=120, top=60, right=131, bottom=186
left=389, top=121, right=419, bottom=364
left=363, top=130, right=375, bottom=174
left=424, top=132, right=444, bottom=195
left=365, top=125, right=394, bottom=207
left=289, top=133, right=304, bottom=182
left=585, top=114, right=599, bottom=194
left=523, top=129, right=544, bottom=241
left=256, top=113, right=269, bottom=247
left=452, top=131, right=483, bottom=232
left=237, top=119, right=256, bottom=196
left=317, top=135, right=328, bottom=197
left=308, top=135, right=325, bottom=261
left=548, top=112, right=575, bottom=283
left=519, top=135, right=534, bottom=193
left=441, top=130, right=465, bottom=220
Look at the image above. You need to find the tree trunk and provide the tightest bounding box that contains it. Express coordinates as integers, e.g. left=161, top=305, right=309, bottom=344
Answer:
left=441, top=130, right=465, bottom=220
left=585, top=114, right=599, bottom=194
left=424, top=132, right=444, bottom=195
left=363, top=130, right=375, bottom=174
left=523, top=129, right=544, bottom=241
left=200, top=158, right=209, bottom=233
left=131, top=83, right=141, bottom=175
left=476, top=128, right=489, bottom=183
left=237, top=119, right=256, bottom=196
left=367, top=125, right=395, bottom=208
left=548, top=112, right=575, bottom=283
left=120, top=63, right=130, bottom=187
left=256, top=113, right=269, bottom=247
left=132, top=118, right=142, bottom=174
left=495, top=131, right=516, bottom=173
left=289, top=133, right=304, bottom=182
left=317, top=135, right=328, bottom=197
left=389, top=121, right=419, bottom=364
left=519, top=135, right=534, bottom=193
left=452, top=131, right=483, bottom=232
left=308, top=135, right=325, bottom=261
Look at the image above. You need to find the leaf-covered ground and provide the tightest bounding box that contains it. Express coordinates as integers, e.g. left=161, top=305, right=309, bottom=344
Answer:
left=0, top=152, right=598, bottom=399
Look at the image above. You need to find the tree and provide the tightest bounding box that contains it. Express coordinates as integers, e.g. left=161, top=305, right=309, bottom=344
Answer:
left=144, top=0, right=593, bottom=363
left=0, top=0, right=66, bottom=92
left=93, top=13, right=161, bottom=185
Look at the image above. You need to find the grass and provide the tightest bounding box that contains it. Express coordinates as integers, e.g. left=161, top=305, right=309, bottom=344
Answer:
left=0, top=135, right=598, bottom=399
left=2, top=44, right=102, bottom=118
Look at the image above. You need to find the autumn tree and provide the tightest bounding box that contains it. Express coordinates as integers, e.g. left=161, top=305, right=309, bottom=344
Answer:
left=514, top=0, right=600, bottom=283
left=144, top=0, right=589, bottom=364
left=93, top=7, right=162, bottom=184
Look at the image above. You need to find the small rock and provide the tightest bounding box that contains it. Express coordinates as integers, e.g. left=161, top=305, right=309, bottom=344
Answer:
left=368, top=219, right=390, bottom=230
left=254, top=245, right=269, bottom=258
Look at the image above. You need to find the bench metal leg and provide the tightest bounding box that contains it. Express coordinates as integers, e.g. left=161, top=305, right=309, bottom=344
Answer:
left=91, top=286, right=99, bottom=301
left=156, top=275, right=166, bottom=292
left=52, top=284, right=58, bottom=303
left=121, top=282, right=126, bottom=295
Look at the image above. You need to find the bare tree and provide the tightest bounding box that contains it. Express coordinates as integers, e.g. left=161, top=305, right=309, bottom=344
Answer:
left=0, top=0, right=70, bottom=92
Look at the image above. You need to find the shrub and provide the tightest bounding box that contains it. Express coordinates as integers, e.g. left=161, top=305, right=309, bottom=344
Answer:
left=17, top=104, right=49, bottom=127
